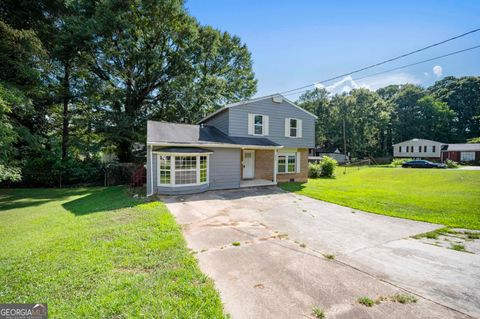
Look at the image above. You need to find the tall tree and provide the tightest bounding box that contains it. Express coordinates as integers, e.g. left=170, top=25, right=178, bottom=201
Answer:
left=430, top=76, right=480, bottom=141
left=90, top=0, right=256, bottom=161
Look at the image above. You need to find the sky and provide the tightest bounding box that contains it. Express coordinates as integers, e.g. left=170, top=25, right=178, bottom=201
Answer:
left=186, top=0, right=480, bottom=99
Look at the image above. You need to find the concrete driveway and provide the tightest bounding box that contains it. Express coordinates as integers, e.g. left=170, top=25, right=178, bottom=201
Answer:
left=163, top=187, right=479, bottom=319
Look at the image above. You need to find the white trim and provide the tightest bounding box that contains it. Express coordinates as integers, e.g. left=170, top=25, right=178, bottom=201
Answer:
left=277, top=150, right=298, bottom=174
left=198, top=94, right=318, bottom=123
left=249, top=113, right=268, bottom=136
left=156, top=154, right=210, bottom=187
left=148, top=142, right=283, bottom=150
left=285, top=118, right=302, bottom=138
left=147, top=145, right=154, bottom=196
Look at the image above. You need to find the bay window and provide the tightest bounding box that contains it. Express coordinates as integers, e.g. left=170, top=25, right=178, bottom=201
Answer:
left=157, top=153, right=209, bottom=186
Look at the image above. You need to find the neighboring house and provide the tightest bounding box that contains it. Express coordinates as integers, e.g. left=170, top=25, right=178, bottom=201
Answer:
left=146, top=94, right=317, bottom=195
left=441, top=143, right=480, bottom=162
left=393, top=138, right=444, bottom=159
left=309, top=147, right=348, bottom=164
left=393, top=138, right=480, bottom=162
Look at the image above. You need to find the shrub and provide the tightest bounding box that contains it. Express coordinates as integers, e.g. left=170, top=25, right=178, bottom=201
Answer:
left=445, top=159, right=459, bottom=168
left=391, top=158, right=412, bottom=166
left=319, top=156, right=337, bottom=177
left=308, top=163, right=322, bottom=178
left=311, top=307, right=325, bottom=319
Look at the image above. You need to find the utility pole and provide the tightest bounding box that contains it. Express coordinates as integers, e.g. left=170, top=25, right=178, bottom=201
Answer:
left=343, top=118, right=347, bottom=174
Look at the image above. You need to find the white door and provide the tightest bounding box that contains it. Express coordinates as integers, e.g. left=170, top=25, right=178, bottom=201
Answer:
left=242, top=150, right=255, bottom=179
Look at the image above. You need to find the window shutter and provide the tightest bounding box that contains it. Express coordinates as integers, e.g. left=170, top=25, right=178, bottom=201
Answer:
left=248, top=114, right=254, bottom=135
left=285, top=118, right=290, bottom=137
left=296, top=152, right=301, bottom=173
left=263, top=115, right=269, bottom=136
left=297, top=119, right=302, bottom=138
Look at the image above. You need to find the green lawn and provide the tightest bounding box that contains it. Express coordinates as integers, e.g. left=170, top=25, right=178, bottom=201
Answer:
left=0, top=187, right=226, bottom=318
left=280, top=167, right=480, bottom=230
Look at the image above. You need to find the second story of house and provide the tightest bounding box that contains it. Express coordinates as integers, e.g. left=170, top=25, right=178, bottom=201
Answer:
left=198, top=94, right=317, bottom=148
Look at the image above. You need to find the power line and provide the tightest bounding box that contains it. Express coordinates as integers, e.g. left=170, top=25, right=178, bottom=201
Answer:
left=280, top=28, right=480, bottom=95
left=283, top=44, right=480, bottom=97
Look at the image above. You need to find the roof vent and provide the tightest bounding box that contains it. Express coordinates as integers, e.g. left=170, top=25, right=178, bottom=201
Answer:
left=272, top=96, right=283, bottom=103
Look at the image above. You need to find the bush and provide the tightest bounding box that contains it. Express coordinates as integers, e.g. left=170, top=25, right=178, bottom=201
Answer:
left=319, top=156, right=337, bottom=177
left=308, top=163, right=322, bottom=178
left=391, top=158, right=412, bottom=166
left=445, top=159, right=459, bottom=168
left=309, top=157, right=338, bottom=178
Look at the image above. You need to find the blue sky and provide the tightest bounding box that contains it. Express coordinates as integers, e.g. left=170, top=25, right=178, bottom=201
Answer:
left=186, top=0, right=480, bottom=99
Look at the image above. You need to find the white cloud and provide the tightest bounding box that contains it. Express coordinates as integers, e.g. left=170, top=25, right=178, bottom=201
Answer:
left=433, top=65, right=443, bottom=77
left=314, top=73, right=420, bottom=95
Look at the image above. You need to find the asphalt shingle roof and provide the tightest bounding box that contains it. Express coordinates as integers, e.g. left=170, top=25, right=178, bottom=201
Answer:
left=147, top=121, right=280, bottom=147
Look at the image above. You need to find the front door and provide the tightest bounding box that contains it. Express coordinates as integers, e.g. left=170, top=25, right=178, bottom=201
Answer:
left=242, top=150, right=255, bottom=179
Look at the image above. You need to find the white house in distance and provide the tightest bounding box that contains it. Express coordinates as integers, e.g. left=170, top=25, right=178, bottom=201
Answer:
left=393, top=138, right=443, bottom=159
left=393, top=138, right=480, bottom=162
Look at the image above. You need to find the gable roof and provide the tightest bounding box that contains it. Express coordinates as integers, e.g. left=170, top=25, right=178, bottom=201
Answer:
left=147, top=121, right=281, bottom=148
left=198, top=94, right=318, bottom=124
left=392, top=138, right=446, bottom=146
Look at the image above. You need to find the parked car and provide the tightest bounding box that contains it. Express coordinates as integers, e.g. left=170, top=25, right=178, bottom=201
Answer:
left=402, top=160, right=447, bottom=168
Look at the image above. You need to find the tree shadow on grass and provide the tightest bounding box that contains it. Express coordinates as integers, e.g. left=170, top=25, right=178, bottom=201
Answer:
left=278, top=182, right=306, bottom=192
left=0, top=188, right=93, bottom=212
left=62, top=186, right=143, bottom=216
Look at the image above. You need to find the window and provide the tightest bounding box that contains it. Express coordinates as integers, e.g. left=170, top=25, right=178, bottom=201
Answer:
left=248, top=114, right=268, bottom=136
left=254, top=115, right=263, bottom=135
left=461, top=152, right=475, bottom=161
left=157, top=154, right=209, bottom=186
left=399, top=146, right=402, bottom=153
left=432, top=145, right=436, bottom=152
left=419, top=146, right=422, bottom=152
left=424, top=146, right=427, bottom=152
left=277, top=153, right=297, bottom=173
left=290, top=119, right=298, bottom=137
left=159, top=156, right=171, bottom=185
left=200, top=156, right=208, bottom=182
left=285, top=118, right=302, bottom=138
left=406, top=146, right=409, bottom=152
left=411, top=146, right=414, bottom=152
left=175, top=156, right=197, bottom=185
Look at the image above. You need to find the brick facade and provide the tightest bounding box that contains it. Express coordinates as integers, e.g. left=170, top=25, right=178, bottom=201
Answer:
left=254, top=150, right=275, bottom=180
left=276, top=148, right=308, bottom=183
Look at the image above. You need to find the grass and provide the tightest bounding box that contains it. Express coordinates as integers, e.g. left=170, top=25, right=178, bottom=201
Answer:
left=280, top=167, right=480, bottom=229
left=323, top=254, right=335, bottom=260
left=0, top=187, right=226, bottom=318
left=311, top=306, right=325, bottom=319
left=231, top=242, right=241, bottom=246
left=391, top=293, right=418, bottom=304
left=357, top=296, right=375, bottom=307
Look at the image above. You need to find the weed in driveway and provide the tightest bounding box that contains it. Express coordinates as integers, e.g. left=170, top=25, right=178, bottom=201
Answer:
left=323, top=254, right=335, bottom=260
left=466, top=232, right=480, bottom=240
left=311, top=306, right=325, bottom=319
left=450, top=244, right=466, bottom=252
left=231, top=242, right=241, bottom=246
left=391, top=293, right=417, bottom=304
left=299, top=243, right=306, bottom=248
left=358, top=296, right=375, bottom=307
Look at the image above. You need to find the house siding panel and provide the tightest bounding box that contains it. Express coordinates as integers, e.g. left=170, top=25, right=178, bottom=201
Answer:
left=228, top=98, right=315, bottom=148
left=151, top=147, right=240, bottom=195
left=203, top=110, right=229, bottom=134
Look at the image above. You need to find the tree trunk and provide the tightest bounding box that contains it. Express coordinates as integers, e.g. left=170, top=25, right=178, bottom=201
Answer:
left=62, top=63, right=71, bottom=160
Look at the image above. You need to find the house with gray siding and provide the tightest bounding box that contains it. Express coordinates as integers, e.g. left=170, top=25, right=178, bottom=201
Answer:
left=146, top=94, right=317, bottom=195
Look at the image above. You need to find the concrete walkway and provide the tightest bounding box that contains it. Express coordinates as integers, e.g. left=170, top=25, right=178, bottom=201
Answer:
left=163, top=187, right=479, bottom=319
